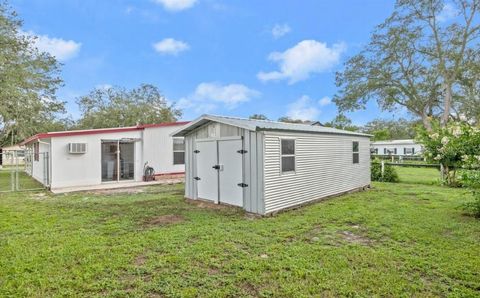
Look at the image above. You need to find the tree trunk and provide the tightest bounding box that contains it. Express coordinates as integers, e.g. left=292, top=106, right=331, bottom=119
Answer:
left=441, top=81, right=453, bottom=128
left=421, top=114, right=433, bottom=132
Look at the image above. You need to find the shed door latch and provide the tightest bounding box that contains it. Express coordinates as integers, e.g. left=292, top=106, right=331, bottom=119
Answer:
left=237, top=183, right=249, bottom=188
left=212, top=165, right=220, bottom=170
left=194, top=177, right=201, bottom=181
left=193, top=150, right=200, bottom=153
left=236, top=149, right=248, bottom=154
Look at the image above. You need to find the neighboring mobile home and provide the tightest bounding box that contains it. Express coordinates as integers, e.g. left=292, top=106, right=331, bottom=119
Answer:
left=371, top=139, right=423, bottom=156
left=172, top=115, right=371, bottom=215
left=0, top=144, right=25, bottom=167
left=20, top=122, right=188, bottom=191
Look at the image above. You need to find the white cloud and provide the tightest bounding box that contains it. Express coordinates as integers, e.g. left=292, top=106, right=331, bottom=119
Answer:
left=437, top=3, right=458, bottom=22
left=153, top=38, right=190, bottom=55
left=178, top=82, right=260, bottom=113
left=257, top=40, right=346, bottom=84
left=24, top=31, right=81, bottom=61
left=271, top=23, right=291, bottom=39
left=318, top=96, right=331, bottom=106
left=286, top=95, right=320, bottom=121
left=153, top=0, right=197, bottom=11
left=95, top=84, right=113, bottom=90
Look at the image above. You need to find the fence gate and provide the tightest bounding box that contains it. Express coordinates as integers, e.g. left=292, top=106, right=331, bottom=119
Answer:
left=0, top=150, right=49, bottom=193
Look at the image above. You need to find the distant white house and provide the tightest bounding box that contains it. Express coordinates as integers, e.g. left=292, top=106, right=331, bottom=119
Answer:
left=371, top=139, right=423, bottom=156
left=19, top=122, right=189, bottom=191
left=0, top=144, right=25, bottom=167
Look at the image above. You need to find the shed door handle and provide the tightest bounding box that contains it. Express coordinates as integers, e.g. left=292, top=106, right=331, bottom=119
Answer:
left=212, top=165, right=220, bottom=170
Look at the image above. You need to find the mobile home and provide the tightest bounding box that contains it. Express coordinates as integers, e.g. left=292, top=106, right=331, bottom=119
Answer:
left=20, top=122, right=188, bottom=191
left=371, top=139, right=422, bottom=155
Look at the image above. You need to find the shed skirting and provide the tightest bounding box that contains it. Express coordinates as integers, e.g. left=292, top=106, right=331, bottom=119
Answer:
left=263, top=184, right=371, bottom=216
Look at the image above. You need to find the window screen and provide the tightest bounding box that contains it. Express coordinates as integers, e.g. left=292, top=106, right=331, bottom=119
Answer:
left=281, top=139, right=295, bottom=173
left=353, top=141, right=359, bottom=164
left=34, top=142, right=39, bottom=161
left=173, top=138, right=185, bottom=165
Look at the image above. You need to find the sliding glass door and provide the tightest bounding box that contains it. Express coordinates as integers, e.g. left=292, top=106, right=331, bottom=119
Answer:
left=119, top=141, right=134, bottom=180
left=101, top=141, right=135, bottom=182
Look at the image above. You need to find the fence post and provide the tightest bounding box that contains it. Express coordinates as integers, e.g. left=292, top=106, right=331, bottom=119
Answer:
left=440, top=164, right=445, bottom=182
left=15, top=150, right=19, bottom=191
left=381, top=160, right=385, bottom=178
left=10, top=153, right=15, bottom=191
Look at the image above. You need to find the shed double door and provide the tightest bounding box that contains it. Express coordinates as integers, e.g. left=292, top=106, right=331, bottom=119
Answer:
left=196, top=138, right=243, bottom=207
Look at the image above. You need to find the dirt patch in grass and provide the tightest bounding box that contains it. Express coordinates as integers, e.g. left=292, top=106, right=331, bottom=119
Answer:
left=134, top=254, right=147, bottom=266
left=338, top=230, right=374, bottom=246
left=143, top=214, right=185, bottom=227
left=240, top=282, right=259, bottom=296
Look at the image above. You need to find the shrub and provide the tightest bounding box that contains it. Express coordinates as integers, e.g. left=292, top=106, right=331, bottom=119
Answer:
left=372, top=162, right=399, bottom=182
left=417, top=121, right=480, bottom=186
left=459, top=170, right=480, bottom=218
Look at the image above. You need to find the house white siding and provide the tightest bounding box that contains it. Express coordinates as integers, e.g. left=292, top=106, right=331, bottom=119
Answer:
left=142, top=126, right=185, bottom=175
left=263, top=131, right=371, bottom=214
left=50, top=131, right=143, bottom=189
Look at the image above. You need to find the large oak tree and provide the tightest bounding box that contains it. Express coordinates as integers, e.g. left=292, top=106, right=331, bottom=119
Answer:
left=0, top=2, right=66, bottom=146
left=334, top=0, right=480, bottom=131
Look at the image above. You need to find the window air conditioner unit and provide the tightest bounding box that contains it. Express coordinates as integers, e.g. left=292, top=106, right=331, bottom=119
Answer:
left=68, top=143, right=87, bottom=154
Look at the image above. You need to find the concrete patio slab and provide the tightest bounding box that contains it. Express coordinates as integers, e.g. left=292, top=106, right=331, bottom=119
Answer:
left=51, top=178, right=183, bottom=194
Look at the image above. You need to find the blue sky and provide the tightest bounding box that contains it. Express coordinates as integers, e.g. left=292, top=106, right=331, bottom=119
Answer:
left=11, top=0, right=407, bottom=124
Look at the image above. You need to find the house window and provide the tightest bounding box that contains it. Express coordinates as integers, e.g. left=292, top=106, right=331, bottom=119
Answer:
left=281, top=139, right=295, bottom=173
left=353, top=141, right=359, bottom=164
left=33, top=142, right=39, bottom=161
left=173, top=138, right=185, bottom=165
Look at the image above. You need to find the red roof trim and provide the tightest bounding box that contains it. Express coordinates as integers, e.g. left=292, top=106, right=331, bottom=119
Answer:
left=20, top=121, right=190, bottom=145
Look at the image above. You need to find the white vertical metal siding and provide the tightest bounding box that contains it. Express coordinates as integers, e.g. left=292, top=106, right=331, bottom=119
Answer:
left=263, top=131, right=371, bottom=214
left=182, top=122, right=264, bottom=213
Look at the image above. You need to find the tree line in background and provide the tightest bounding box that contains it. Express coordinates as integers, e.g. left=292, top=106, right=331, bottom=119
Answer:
left=250, top=113, right=419, bottom=141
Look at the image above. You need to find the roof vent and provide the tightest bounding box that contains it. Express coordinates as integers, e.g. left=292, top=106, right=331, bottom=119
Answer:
left=68, top=143, right=87, bottom=154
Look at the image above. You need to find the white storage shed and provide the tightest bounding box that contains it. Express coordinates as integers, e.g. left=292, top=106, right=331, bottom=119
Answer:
left=172, top=115, right=372, bottom=215
left=20, top=122, right=188, bottom=191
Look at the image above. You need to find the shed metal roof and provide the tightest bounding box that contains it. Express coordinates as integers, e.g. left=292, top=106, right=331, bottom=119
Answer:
left=171, top=115, right=371, bottom=137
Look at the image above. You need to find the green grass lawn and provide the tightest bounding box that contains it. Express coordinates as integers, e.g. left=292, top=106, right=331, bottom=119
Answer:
left=0, top=170, right=44, bottom=192
left=396, top=166, right=441, bottom=185
left=1, top=181, right=479, bottom=297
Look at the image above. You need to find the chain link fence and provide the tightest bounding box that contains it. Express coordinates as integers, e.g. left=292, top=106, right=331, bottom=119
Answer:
left=0, top=150, right=48, bottom=192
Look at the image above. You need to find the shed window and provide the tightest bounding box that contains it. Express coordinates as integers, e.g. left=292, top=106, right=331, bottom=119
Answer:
left=173, top=138, right=185, bottom=165
left=33, top=143, right=39, bottom=162
left=353, top=141, right=359, bottom=164
left=281, top=139, right=295, bottom=173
